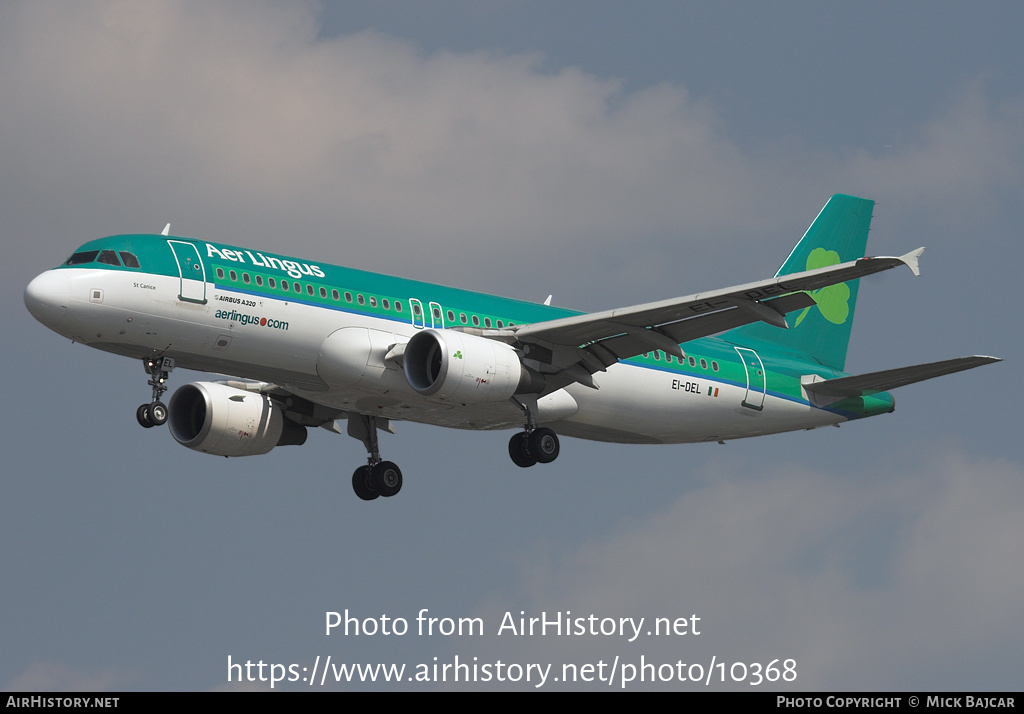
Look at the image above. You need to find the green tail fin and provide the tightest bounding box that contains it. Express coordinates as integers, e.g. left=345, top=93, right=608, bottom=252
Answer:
left=724, top=194, right=875, bottom=372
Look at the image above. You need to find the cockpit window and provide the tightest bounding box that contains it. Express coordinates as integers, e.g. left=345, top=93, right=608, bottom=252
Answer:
left=119, top=251, right=141, bottom=268
left=65, top=251, right=99, bottom=265
left=97, top=250, right=122, bottom=266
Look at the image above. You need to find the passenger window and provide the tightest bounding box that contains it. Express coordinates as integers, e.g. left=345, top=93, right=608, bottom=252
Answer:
left=97, top=250, right=122, bottom=266
left=358, top=295, right=365, bottom=305
left=243, top=273, right=251, bottom=284
left=307, top=284, right=314, bottom=296
left=332, top=289, right=339, bottom=301
left=700, top=358, right=707, bottom=370
left=395, top=301, right=402, bottom=312
left=255, top=275, right=263, bottom=286
left=369, top=296, right=377, bottom=307
left=319, top=287, right=327, bottom=298
left=229, top=270, right=237, bottom=281
left=216, top=268, right=225, bottom=279
left=269, top=277, right=276, bottom=288
left=344, top=292, right=352, bottom=302
left=472, top=315, right=480, bottom=326
left=282, top=281, right=289, bottom=291
left=484, top=318, right=492, bottom=328
left=382, top=299, right=390, bottom=310
left=447, top=310, right=454, bottom=321
left=119, top=251, right=141, bottom=268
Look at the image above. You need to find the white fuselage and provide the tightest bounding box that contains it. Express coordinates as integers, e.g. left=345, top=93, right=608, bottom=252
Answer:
left=27, top=264, right=844, bottom=445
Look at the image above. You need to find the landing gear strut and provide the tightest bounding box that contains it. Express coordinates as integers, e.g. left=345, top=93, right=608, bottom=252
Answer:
left=136, top=356, right=174, bottom=428
left=508, top=397, right=560, bottom=468
left=348, top=413, right=403, bottom=501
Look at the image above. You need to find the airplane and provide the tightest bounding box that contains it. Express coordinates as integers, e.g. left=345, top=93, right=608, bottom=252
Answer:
left=24, top=195, right=999, bottom=501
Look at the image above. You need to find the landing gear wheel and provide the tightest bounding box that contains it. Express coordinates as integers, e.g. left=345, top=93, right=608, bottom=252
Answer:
left=509, top=432, right=537, bottom=468
left=136, top=404, right=154, bottom=428
left=148, top=401, right=168, bottom=426
left=372, top=461, right=403, bottom=497
left=528, top=427, right=560, bottom=464
left=351, top=466, right=379, bottom=501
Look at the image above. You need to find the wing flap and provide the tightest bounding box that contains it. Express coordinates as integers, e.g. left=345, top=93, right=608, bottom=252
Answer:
left=658, top=292, right=814, bottom=346
left=569, top=293, right=814, bottom=365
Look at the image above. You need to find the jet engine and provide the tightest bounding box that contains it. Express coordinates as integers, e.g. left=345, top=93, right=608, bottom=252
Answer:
left=168, top=382, right=307, bottom=457
left=403, top=329, right=541, bottom=404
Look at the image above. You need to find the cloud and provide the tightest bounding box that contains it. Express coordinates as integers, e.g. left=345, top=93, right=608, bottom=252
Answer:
left=1, top=2, right=749, bottom=254
left=843, top=79, right=1024, bottom=223
left=6, top=0, right=1017, bottom=302
left=461, top=451, right=1024, bottom=689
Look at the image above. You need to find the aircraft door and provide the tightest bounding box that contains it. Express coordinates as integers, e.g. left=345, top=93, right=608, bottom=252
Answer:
left=168, top=240, right=207, bottom=304
left=409, top=298, right=425, bottom=330
left=428, top=301, right=445, bottom=328
left=734, top=347, right=766, bottom=411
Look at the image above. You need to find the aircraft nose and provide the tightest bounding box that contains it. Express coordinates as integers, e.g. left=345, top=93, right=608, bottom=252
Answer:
left=24, top=270, right=71, bottom=332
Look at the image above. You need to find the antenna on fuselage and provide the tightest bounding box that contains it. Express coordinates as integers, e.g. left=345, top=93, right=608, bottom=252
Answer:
left=544, top=295, right=552, bottom=306
left=161, top=223, right=171, bottom=236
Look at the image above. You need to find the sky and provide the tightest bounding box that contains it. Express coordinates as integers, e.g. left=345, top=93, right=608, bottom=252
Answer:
left=2, top=0, right=1022, bottom=691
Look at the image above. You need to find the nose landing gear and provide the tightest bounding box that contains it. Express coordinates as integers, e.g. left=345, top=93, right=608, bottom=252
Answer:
left=136, top=357, right=174, bottom=428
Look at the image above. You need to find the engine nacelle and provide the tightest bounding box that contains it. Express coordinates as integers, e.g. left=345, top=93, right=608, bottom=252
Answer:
left=403, top=329, right=529, bottom=404
left=168, top=382, right=307, bottom=457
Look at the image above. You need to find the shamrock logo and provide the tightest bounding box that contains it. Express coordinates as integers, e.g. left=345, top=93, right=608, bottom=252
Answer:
left=453, top=350, right=463, bottom=359
left=794, top=247, right=850, bottom=326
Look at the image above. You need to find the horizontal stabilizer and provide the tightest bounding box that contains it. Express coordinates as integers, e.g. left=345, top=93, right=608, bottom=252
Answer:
left=804, top=355, right=1001, bottom=399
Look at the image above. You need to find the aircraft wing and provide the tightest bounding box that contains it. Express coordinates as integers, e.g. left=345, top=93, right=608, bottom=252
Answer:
left=509, top=249, right=924, bottom=391
left=803, top=355, right=1002, bottom=401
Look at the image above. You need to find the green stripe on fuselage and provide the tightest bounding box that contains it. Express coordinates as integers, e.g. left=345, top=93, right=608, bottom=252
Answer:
left=55, top=233, right=881, bottom=416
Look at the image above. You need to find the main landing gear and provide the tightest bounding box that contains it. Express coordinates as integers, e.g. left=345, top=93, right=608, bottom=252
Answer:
left=348, top=413, right=403, bottom=501
left=508, top=427, right=560, bottom=467
left=136, top=356, right=175, bottom=428
left=507, top=397, right=560, bottom=468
